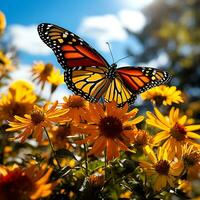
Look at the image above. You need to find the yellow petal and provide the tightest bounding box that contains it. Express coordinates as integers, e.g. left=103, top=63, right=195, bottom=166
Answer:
left=153, top=131, right=170, bottom=144
left=187, top=132, right=200, bottom=139
left=185, top=125, right=200, bottom=131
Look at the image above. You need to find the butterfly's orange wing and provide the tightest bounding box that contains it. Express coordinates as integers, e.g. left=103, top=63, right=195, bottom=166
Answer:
left=117, top=67, right=171, bottom=94
left=38, top=23, right=109, bottom=69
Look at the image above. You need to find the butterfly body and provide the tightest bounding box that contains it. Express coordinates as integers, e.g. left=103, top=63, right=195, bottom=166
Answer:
left=38, top=23, right=172, bottom=107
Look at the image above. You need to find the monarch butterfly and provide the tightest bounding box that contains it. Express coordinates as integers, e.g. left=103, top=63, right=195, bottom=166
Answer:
left=38, top=23, right=171, bottom=107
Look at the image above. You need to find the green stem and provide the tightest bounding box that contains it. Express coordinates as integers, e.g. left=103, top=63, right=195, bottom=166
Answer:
left=104, top=147, right=107, bottom=180
left=44, top=127, right=61, bottom=169
left=82, top=134, right=89, bottom=176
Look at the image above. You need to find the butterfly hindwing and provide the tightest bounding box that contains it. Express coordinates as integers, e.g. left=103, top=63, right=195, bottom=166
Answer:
left=117, top=67, right=172, bottom=94
left=64, top=66, right=111, bottom=102
left=64, top=66, right=137, bottom=107
left=103, top=76, right=136, bottom=107
left=37, top=23, right=109, bottom=69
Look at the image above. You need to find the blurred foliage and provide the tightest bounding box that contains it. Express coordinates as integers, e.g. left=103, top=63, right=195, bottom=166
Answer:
left=127, top=0, right=200, bottom=106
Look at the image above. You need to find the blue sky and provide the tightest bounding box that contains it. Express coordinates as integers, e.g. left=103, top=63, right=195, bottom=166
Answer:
left=1, top=0, right=152, bottom=64
left=1, top=0, right=157, bottom=101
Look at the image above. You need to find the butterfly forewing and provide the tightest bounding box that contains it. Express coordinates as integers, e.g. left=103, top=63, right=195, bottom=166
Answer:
left=37, top=23, right=109, bottom=69
left=117, top=67, right=172, bottom=94
left=64, top=66, right=111, bottom=102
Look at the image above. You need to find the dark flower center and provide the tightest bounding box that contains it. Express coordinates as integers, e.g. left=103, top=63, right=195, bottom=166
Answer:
left=99, top=116, right=123, bottom=138
left=171, top=123, right=187, bottom=141
left=67, top=96, right=85, bottom=108
left=155, top=160, right=170, bottom=175
left=42, top=63, right=53, bottom=76
left=31, top=110, right=44, bottom=125
left=153, top=96, right=167, bottom=107
left=0, top=169, right=33, bottom=200
left=183, top=152, right=200, bottom=167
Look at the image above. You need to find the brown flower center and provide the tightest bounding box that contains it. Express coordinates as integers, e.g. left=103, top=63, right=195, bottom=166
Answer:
left=171, top=123, right=187, bottom=141
left=66, top=96, right=85, bottom=108
left=155, top=160, right=170, bottom=175
left=0, top=169, right=33, bottom=200
left=153, top=96, right=167, bottom=106
left=183, top=152, right=200, bottom=167
left=99, top=116, right=123, bottom=138
left=31, top=110, right=44, bottom=125
left=42, top=63, right=53, bottom=76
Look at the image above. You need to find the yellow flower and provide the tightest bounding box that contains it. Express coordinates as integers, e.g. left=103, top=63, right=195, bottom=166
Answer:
left=10, top=80, right=34, bottom=91
left=119, top=191, right=132, bottom=199
left=182, top=144, right=200, bottom=180
left=140, top=146, right=184, bottom=191
left=178, top=180, right=192, bottom=197
left=48, top=69, right=64, bottom=94
left=0, top=81, right=37, bottom=121
left=7, top=101, right=69, bottom=143
left=47, top=69, right=64, bottom=86
left=76, top=101, right=144, bottom=160
left=146, top=107, right=200, bottom=157
left=62, top=95, right=89, bottom=123
left=141, top=85, right=183, bottom=106
left=31, top=62, right=54, bottom=89
left=0, top=11, right=6, bottom=35
left=0, top=164, right=57, bottom=200
left=0, top=51, right=14, bottom=79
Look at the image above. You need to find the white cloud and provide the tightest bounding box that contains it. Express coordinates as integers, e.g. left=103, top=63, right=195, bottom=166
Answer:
left=118, top=10, right=146, bottom=32
left=8, top=24, right=51, bottom=55
left=78, top=15, right=127, bottom=51
left=117, top=0, right=154, bottom=9
left=147, top=52, right=169, bottom=68
left=78, top=10, right=145, bottom=51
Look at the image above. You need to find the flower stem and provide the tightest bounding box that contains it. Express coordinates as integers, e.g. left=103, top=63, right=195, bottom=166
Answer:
left=82, top=134, right=89, bottom=176
left=83, top=143, right=89, bottom=176
left=44, top=127, right=61, bottom=169
left=104, top=147, right=107, bottom=180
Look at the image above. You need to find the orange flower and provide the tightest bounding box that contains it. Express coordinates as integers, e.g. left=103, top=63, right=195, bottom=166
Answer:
left=0, top=164, right=57, bottom=200
left=76, top=101, right=144, bottom=160
left=50, top=122, right=75, bottom=150
left=132, top=129, right=152, bottom=149
left=7, top=101, right=69, bottom=143
left=62, top=95, right=89, bottom=122
left=146, top=107, right=200, bottom=157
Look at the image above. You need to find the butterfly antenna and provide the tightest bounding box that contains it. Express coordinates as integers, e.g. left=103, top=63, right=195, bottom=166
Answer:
left=106, top=42, right=115, bottom=63
left=115, top=55, right=134, bottom=64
